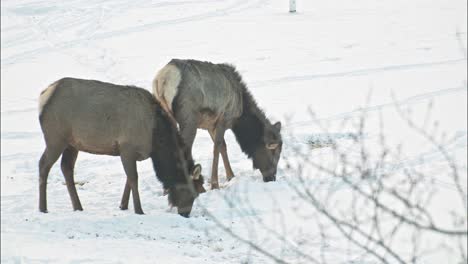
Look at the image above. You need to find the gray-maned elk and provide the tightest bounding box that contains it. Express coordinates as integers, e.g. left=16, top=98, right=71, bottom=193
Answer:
left=38, top=77, right=205, bottom=217
left=153, top=59, right=282, bottom=189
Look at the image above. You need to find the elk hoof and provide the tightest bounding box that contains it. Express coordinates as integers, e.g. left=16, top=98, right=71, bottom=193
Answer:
left=134, top=209, right=145, bottom=215
left=119, top=204, right=128, bottom=210
left=211, top=183, right=219, bottom=190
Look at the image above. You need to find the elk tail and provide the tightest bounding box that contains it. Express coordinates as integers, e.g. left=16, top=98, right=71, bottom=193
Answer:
left=153, top=74, right=179, bottom=129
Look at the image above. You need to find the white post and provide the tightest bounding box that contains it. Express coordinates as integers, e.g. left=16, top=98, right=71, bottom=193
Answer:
left=289, top=0, right=296, bottom=13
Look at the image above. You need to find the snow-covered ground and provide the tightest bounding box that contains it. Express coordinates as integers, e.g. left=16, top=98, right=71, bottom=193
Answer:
left=1, top=0, right=466, bottom=263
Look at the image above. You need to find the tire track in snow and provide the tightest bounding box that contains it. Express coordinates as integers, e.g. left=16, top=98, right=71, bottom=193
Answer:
left=288, top=84, right=467, bottom=128
left=1, top=107, right=37, bottom=115
left=1, top=131, right=41, bottom=140
left=252, top=58, right=467, bottom=87
left=1, top=0, right=266, bottom=66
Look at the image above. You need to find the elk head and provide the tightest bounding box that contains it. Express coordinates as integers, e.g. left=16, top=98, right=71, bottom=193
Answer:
left=252, top=121, right=282, bottom=182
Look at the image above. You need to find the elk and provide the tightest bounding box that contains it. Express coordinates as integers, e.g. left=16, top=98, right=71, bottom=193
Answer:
left=153, top=59, right=282, bottom=189
left=38, top=77, right=205, bottom=217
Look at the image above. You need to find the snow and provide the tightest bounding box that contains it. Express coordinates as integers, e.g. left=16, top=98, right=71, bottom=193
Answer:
left=1, top=0, right=467, bottom=263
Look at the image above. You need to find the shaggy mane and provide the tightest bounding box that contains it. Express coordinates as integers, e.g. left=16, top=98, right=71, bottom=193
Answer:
left=224, top=65, right=270, bottom=158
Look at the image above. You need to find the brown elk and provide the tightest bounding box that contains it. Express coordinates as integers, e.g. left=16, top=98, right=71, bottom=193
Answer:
left=153, top=59, right=282, bottom=189
left=38, top=77, right=205, bottom=217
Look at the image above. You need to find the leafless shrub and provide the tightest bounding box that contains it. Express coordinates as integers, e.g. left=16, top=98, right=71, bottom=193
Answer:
left=199, top=92, right=467, bottom=263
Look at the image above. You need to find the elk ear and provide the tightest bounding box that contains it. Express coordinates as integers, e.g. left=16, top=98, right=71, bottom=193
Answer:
left=273, top=121, right=282, bottom=131
left=192, top=164, right=202, bottom=180
left=266, top=143, right=279, bottom=150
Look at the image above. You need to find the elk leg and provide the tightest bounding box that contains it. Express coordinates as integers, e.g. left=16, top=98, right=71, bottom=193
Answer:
left=178, top=119, right=199, bottom=188
left=209, top=128, right=226, bottom=189
left=208, top=131, right=235, bottom=182
left=61, top=146, right=83, bottom=211
left=211, top=143, right=221, bottom=189
left=220, top=140, right=235, bottom=181
left=39, top=144, right=66, bottom=213
left=119, top=180, right=131, bottom=210
left=120, top=154, right=144, bottom=214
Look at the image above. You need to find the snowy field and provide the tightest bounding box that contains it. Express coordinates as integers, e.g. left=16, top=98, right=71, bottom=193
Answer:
left=1, top=0, right=467, bottom=263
